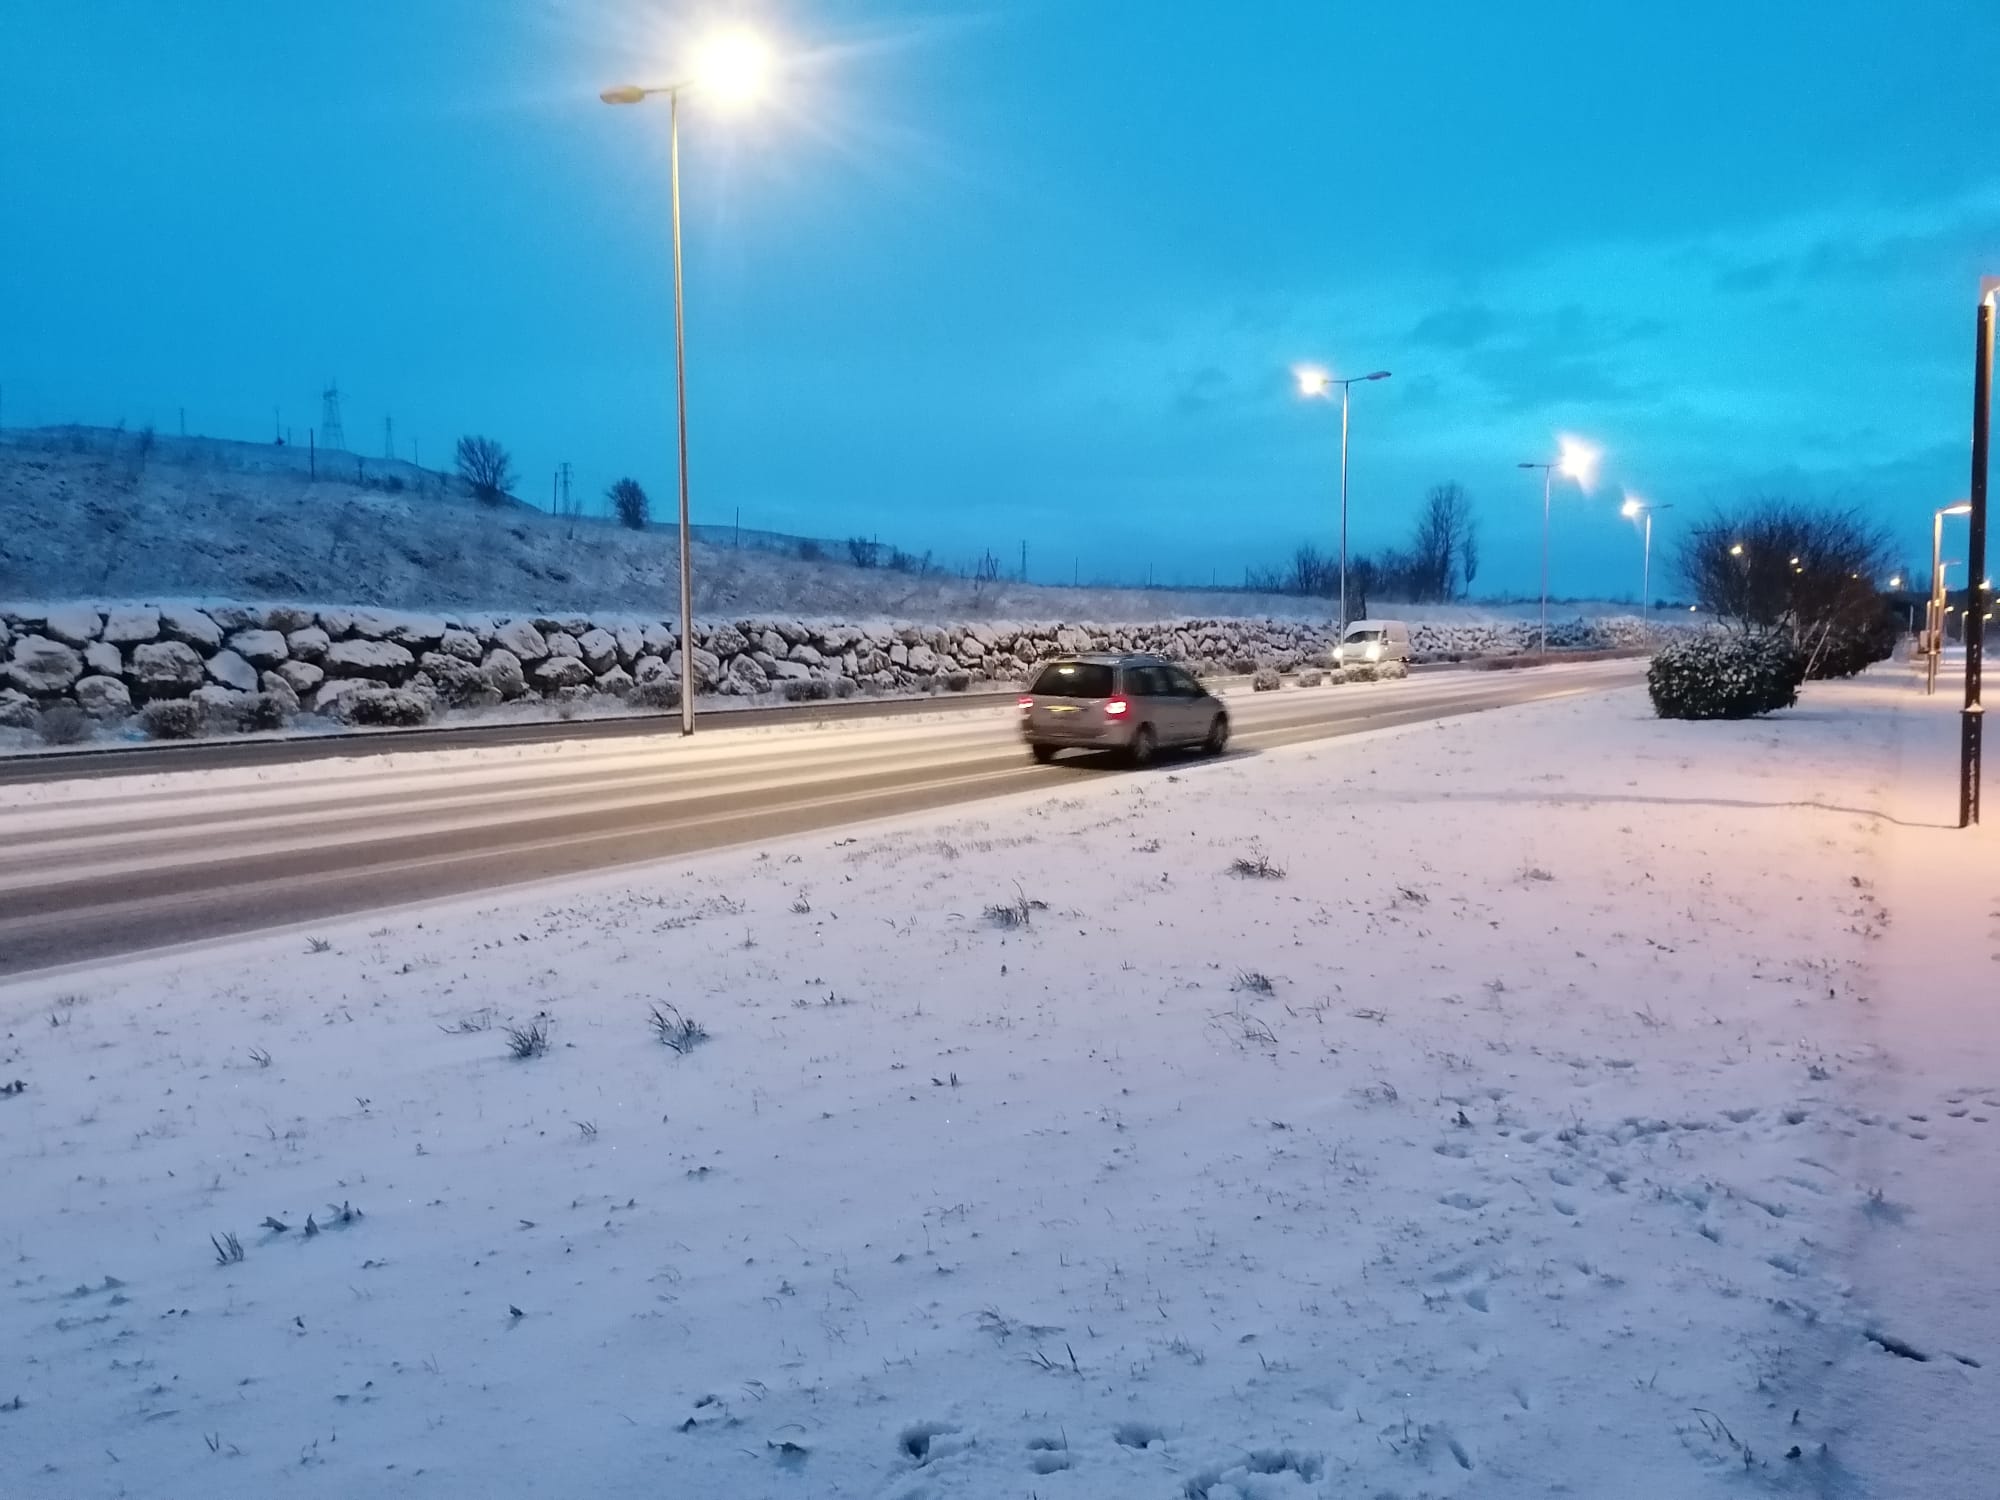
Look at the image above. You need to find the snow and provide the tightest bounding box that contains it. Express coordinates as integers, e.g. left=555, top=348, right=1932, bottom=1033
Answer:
left=2, top=669, right=1994, bottom=1498
left=2, top=433, right=1654, bottom=624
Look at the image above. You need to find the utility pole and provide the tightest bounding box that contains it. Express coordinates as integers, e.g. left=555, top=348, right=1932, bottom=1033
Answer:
left=384, top=416, right=394, bottom=460
left=1020, top=540, right=1028, bottom=583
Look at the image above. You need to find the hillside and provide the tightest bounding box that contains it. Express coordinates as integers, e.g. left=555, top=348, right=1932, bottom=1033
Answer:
left=1, top=427, right=1633, bottom=624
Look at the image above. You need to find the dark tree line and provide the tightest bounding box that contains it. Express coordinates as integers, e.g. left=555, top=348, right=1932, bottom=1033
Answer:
left=1246, top=483, right=1481, bottom=613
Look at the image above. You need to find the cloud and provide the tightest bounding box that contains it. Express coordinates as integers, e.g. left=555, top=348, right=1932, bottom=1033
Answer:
left=1410, top=303, right=1500, bottom=349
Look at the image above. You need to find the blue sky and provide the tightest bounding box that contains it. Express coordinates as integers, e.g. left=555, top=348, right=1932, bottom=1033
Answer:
left=3, top=0, right=1995, bottom=597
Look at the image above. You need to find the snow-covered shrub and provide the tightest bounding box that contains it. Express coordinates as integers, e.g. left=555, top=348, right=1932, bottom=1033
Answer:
left=140, top=699, right=203, bottom=739
left=1296, top=669, right=1323, bottom=687
left=35, top=702, right=92, bottom=745
left=781, top=677, right=833, bottom=702
left=941, top=670, right=972, bottom=692
left=1228, top=656, right=1258, bottom=675
left=339, top=688, right=433, bottom=727
left=1251, top=668, right=1282, bottom=692
left=630, top=677, right=682, bottom=711
left=1807, top=614, right=1898, bottom=680
left=242, top=692, right=292, bottom=731
left=1379, top=660, right=1409, bottom=680
left=1647, top=634, right=1803, bottom=720
left=1345, top=663, right=1378, bottom=683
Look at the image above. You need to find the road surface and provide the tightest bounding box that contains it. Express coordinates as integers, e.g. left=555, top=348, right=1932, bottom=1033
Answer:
left=0, top=661, right=1641, bottom=977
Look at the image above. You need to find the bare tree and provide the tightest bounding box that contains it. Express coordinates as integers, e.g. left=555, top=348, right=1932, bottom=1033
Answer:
left=455, top=435, right=515, bottom=504
left=607, top=476, right=649, bottom=531
left=1678, top=498, right=1893, bottom=669
left=847, top=537, right=881, bottom=568
left=1461, top=520, right=1481, bottom=596
left=1411, top=483, right=1476, bottom=602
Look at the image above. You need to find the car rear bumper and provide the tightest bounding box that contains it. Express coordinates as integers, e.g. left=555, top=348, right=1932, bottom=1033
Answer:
left=1022, top=718, right=1134, bottom=749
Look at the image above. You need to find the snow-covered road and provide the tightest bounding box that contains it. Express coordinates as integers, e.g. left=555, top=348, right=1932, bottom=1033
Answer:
left=0, top=661, right=1639, bottom=975
left=2, top=668, right=1992, bottom=1499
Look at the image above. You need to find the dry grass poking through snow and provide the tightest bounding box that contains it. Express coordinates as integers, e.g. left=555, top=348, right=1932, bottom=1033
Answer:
left=0, top=675, right=1983, bottom=1499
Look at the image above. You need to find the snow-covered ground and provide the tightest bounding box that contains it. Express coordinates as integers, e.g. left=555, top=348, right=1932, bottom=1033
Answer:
left=3, top=669, right=1994, bottom=1498
left=2, top=434, right=1648, bottom=623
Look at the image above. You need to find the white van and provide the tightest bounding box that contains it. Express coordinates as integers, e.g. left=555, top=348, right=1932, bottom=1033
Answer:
left=1336, top=619, right=1411, bottom=666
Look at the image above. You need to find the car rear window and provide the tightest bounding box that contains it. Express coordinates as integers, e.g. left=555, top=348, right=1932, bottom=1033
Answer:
left=1031, top=662, right=1114, bottom=698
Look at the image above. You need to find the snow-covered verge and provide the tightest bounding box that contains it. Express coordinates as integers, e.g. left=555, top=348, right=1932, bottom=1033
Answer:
left=3, top=434, right=1655, bottom=623
left=6, top=672, right=1991, bottom=1499
left=0, top=597, right=1682, bottom=750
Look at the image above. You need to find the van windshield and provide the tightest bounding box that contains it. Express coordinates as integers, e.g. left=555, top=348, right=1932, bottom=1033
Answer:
left=1030, top=662, right=1114, bottom=698
left=1343, top=629, right=1382, bottom=642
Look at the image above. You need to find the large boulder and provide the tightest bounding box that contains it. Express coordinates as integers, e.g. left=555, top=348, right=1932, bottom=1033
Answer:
left=612, top=623, right=645, bottom=665
left=228, top=629, right=288, bottom=668
left=286, top=626, right=331, bottom=661
left=309, top=677, right=377, bottom=715
left=272, top=659, right=325, bottom=696
left=44, top=606, right=103, bottom=646
left=482, top=648, right=529, bottom=699
left=545, top=631, right=583, bottom=660
left=5, top=636, right=84, bottom=695
left=709, top=622, right=751, bottom=658
left=206, top=603, right=261, bottom=633
left=906, top=644, right=940, bottom=674
left=533, top=656, right=595, bottom=690
left=632, top=654, right=669, bottom=683
left=0, top=689, right=37, bottom=729
left=349, top=609, right=449, bottom=648
left=258, top=670, right=301, bottom=717
left=768, top=659, right=815, bottom=682
left=640, top=621, right=676, bottom=656
left=325, top=638, right=416, bottom=682
left=262, top=604, right=316, bottom=633
left=129, top=640, right=206, bottom=698
left=73, top=674, right=132, bottom=719
left=417, top=651, right=494, bottom=707
left=595, top=666, right=634, bottom=698
left=667, top=647, right=722, bottom=690
left=494, top=619, right=550, bottom=662
left=576, top=627, right=619, bottom=674
left=725, top=653, right=770, bottom=695
left=438, top=627, right=484, bottom=662
left=158, top=605, right=223, bottom=650
left=83, top=641, right=123, bottom=677
left=205, top=649, right=260, bottom=693
left=787, top=643, right=824, bottom=668
left=101, top=605, right=160, bottom=644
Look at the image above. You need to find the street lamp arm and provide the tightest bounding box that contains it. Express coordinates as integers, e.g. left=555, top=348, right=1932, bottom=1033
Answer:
left=601, top=81, right=692, bottom=104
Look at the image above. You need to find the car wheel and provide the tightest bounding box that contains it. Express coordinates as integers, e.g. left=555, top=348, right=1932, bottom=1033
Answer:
left=1126, top=724, right=1157, bottom=768
left=1203, top=714, right=1230, bottom=756
left=1030, top=743, right=1057, bottom=764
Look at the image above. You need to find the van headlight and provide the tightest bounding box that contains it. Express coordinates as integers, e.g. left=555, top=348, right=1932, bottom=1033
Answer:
left=1366, top=643, right=1381, bottom=661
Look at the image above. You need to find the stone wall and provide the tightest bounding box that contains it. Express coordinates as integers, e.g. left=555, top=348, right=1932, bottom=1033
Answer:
left=0, top=600, right=1685, bottom=736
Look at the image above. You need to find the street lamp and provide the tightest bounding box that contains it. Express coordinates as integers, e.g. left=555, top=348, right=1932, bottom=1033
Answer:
left=1958, top=278, right=1996, bottom=825
left=601, top=26, right=774, bottom=736
left=1518, top=437, right=1599, bottom=656
left=1929, top=500, right=1973, bottom=695
left=1297, top=365, right=1392, bottom=634
left=1619, top=496, right=1673, bottom=618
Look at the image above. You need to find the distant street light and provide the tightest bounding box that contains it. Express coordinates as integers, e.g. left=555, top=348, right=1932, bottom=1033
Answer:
left=1297, top=366, right=1392, bottom=633
left=1729, top=542, right=1745, bottom=557
left=601, top=26, right=774, bottom=736
left=1930, top=500, right=1974, bottom=695
left=1518, top=437, right=1599, bottom=654
left=1619, top=496, right=1673, bottom=618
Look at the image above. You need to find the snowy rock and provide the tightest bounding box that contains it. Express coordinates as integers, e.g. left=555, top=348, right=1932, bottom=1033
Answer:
left=43, top=605, right=103, bottom=646
left=482, top=648, right=529, bottom=699
left=418, top=652, right=490, bottom=706
left=350, top=609, right=449, bottom=647
left=205, top=649, right=260, bottom=693
left=545, top=631, right=583, bottom=661
left=788, top=642, right=824, bottom=668
left=576, top=628, right=619, bottom=673
left=319, top=608, right=357, bottom=639
left=262, top=604, right=316, bottom=633
left=889, top=642, right=909, bottom=668
left=534, top=656, right=595, bottom=690
left=907, top=644, right=940, bottom=674
left=158, top=605, right=223, bottom=650
left=286, top=626, right=331, bottom=661
left=227, top=629, right=289, bottom=667
left=192, top=684, right=252, bottom=722
left=768, top=659, right=814, bottom=682
left=774, top=619, right=810, bottom=646
left=309, top=677, right=376, bottom=714
left=73, top=675, right=132, bottom=719
left=129, top=640, right=206, bottom=697
left=5, top=636, right=84, bottom=694
left=0, top=618, right=10, bottom=653
left=726, top=654, right=770, bottom=695
left=273, top=659, right=325, bottom=696
left=83, top=640, right=123, bottom=677
left=667, top=647, right=722, bottom=690
left=640, top=621, right=676, bottom=656
left=326, top=638, right=416, bottom=681
left=206, top=603, right=261, bottom=633
left=0, top=689, right=37, bottom=728
left=494, top=619, right=550, bottom=662
left=709, top=622, right=750, bottom=658
left=633, top=654, right=669, bottom=683
left=595, top=666, right=634, bottom=698
left=258, top=670, right=301, bottom=717
left=438, top=627, right=483, bottom=662
left=611, top=623, right=644, bottom=665
left=958, top=634, right=985, bottom=658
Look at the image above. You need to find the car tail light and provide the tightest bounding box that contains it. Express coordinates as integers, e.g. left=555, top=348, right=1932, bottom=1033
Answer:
left=1104, top=697, right=1130, bottom=717
left=1018, top=695, right=1034, bottom=710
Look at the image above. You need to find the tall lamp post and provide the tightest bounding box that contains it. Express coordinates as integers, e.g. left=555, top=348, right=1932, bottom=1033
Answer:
left=1619, top=496, right=1673, bottom=618
left=1518, top=437, right=1600, bottom=655
left=1928, top=500, right=1972, bottom=695
left=601, top=28, right=772, bottom=737
left=1959, top=279, right=1995, bottom=825
left=1296, top=366, right=1391, bottom=634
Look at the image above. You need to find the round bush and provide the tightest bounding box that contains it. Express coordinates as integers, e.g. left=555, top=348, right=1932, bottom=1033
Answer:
left=140, top=699, right=204, bottom=740
left=340, top=689, right=433, bottom=727
left=1808, top=615, right=1898, bottom=680
left=1251, top=668, right=1282, bottom=692
left=1648, top=634, right=1804, bottom=720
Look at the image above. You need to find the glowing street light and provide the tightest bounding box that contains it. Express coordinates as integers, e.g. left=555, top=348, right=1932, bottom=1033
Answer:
left=1930, top=500, right=1975, bottom=696
left=600, top=26, right=777, bottom=736
left=1296, top=365, right=1392, bottom=633
left=1518, top=435, right=1601, bottom=655
left=1620, top=496, right=1673, bottom=618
